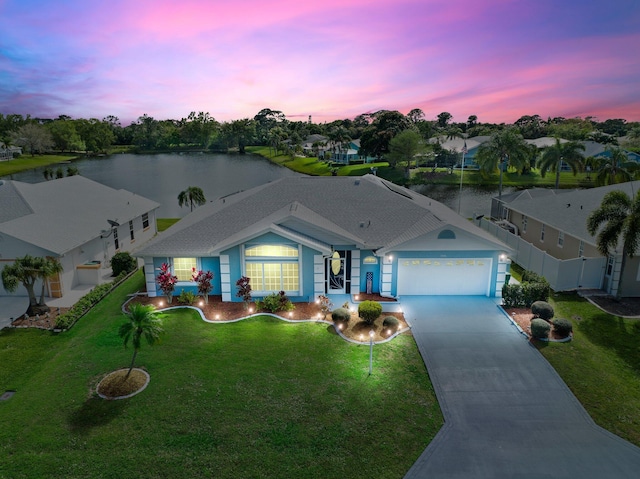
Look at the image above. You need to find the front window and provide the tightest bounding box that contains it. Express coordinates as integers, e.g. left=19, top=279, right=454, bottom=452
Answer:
left=129, top=220, right=135, bottom=241
left=113, top=228, right=119, bottom=250
left=522, top=215, right=528, bottom=233
left=557, top=231, right=564, bottom=248
left=174, top=257, right=196, bottom=282
left=244, top=244, right=299, bottom=293
left=142, top=213, right=150, bottom=229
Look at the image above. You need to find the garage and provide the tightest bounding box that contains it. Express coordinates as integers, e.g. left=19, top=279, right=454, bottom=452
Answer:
left=397, top=258, right=492, bottom=295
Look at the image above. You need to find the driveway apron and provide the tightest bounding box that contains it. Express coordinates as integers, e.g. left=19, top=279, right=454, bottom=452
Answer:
left=401, top=296, right=640, bottom=479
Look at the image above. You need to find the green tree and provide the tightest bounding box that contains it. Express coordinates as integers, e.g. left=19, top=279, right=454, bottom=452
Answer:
left=1, top=255, right=63, bottom=315
left=436, top=112, right=452, bottom=129
left=46, top=119, right=85, bottom=152
left=178, top=186, right=206, bottom=212
left=359, top=110, right=410, bottom=160
left=387, top=129, right=424, bottom=174
left=476, top=129, right=532, bottom=197
left=587, top=190, right=640, bottom=298
left=119, top=303, right=163, bottom=378
left=594, top=147, right=637, bottom=186
left=10, top=123, right=53, bottom=156
left=536, top=138, right=585, bottom=189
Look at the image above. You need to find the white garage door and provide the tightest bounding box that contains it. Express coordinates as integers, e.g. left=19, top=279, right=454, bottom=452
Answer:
left=397, top=258, right=492, bottom=295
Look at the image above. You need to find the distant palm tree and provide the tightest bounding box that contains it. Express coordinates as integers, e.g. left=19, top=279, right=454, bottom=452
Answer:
left=476, top=129, right=531, bottom=197
left=178, top=186, right=206, bottom=212
left=119, top=303, right=163, bottom=378
left=587, top=190, right=640, bottom=298
left=594, top=147, right=637, bottom=186
left=536, top=138, right=585, bottom=189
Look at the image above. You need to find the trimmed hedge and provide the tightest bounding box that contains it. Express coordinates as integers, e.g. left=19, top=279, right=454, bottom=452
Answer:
left=530, top=318, right=551, bottom=339
left=331, top=308, right=351, bottom=322
left=358, top=300, right=382, bottom=324
left=54, top=271, right=129, bottom=329
left=382, top=316, right=399, bottom=332
left=502, top=270, right=550, bottom=308
left=531, top=301, right=554, bottom=320
left=553, top=318, right=573, bottom=337
left=110, top=251, right=137, bottom=277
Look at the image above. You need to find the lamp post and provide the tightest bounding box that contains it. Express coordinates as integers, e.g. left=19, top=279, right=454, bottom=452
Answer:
left=368, top=329, right=374, bottom=375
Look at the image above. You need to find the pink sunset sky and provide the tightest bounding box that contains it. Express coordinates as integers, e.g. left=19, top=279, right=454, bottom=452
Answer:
left=1, top=0, right=638, bottom=125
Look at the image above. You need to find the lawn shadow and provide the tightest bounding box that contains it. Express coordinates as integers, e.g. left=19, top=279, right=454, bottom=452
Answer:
left=68, top=396, right=127, bottom=434
left=579, top=313, right=640, bottom=373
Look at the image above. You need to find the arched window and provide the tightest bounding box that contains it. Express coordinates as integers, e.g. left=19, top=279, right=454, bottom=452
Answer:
left=437, top=229, right=456, bottom=239
left=362, top=256, right=378, bottom=264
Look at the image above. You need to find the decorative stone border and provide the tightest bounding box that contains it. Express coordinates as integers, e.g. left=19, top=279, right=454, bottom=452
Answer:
left=96, top=368, right=150, bottom=400
left=122, top=297, right=409, bottom=345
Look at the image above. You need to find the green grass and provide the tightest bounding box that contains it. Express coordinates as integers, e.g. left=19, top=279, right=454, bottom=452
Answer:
left=0, top=154, right=79, bottom=177
left=538, top=293, right=640, bottom=446
left=156, top=218, right=180, bottom=231
left=0, top=272, right=442, bottom=479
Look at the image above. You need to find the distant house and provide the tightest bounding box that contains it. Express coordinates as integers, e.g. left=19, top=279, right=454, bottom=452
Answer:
left=429, top=136, right=492, bottom=169
left=0, top=142, right=22, bottom=161
left=579, top=141, right=640, bottom=163
left=0, top=176, right=160, bottom=300
left=486, top=181, right=640, bottom=296
left=135, top=175, right=512, bottom=302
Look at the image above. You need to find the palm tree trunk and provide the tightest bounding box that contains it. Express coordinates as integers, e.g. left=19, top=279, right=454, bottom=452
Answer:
left=555, top=166, right=561, bottom=190
left=126, top=349, right=138, bottom=379
left=616, top=247, right=628, bottom=300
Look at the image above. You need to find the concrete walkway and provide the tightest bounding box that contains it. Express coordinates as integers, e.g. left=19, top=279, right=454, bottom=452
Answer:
left=401, top=296, right=640, bottom=479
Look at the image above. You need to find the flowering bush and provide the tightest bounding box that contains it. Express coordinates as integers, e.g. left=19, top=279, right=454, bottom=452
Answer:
left=156, top=263, right=178, bottom=303
left=192, top=268, right=214, bottom=304
left=316, top=295, right=333, bottom=319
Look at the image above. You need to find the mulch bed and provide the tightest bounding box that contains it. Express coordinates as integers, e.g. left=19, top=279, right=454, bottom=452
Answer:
left=11, top=307, right=70, bottom=330
left=503, top=307, right=569, bottom=341
left=128, top=294, right=407, bottom=342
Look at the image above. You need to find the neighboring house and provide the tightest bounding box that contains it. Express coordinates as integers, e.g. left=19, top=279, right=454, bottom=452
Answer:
left=135, top=175, right=511, bottom=302
left=487, top=181, right=640, bottom=296
left=579, top=141, right=640, bottom=163
left=0, top=142, right=22, bottom=161
left=0, top=176, right=160, bottom=299
left=301, top=134, right=328, bottom=155
left=317, top=139, right=376, bottom=164
left=429, top=136, right=492, bottom=168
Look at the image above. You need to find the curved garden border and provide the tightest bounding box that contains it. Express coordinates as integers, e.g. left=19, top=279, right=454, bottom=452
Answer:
left=122, top=296, right=410, bottom=345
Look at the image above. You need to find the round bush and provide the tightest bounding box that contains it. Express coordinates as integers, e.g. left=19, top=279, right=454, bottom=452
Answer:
left=331, top=308, right=351, bottom=322
left=530, top=318, right=551, bottom=339
left=382, top=315, right=399, bottom=332
left=531, top=301, right=554, bottom=320
left=358, top=300, right=382, bottom=324
left=553, top=318, right=573, bottom=337
left=110, top=251, right=137, bottom=276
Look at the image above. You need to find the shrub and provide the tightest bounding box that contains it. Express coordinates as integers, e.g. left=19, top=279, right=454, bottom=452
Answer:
left=110, top=252, right=137, bottom=277
left=192, top=269, right=213, bottom=303
left=502, top=284, right=524, bottom=308
left=522, top=270, right=545, bottom=283
left=177, top=289, right=197, bottom=305
left=331, top=308, right=351, bottom=322
left=316, top=295, right=333, bottom=319
left=156, top=263, right=177, bottom=303
left=553, top=318, right=573, bottom=337
left=522, top=281, right=550, bottom=307
left=235, top=276, right=252, bottom=305
left=257, top=291, right=294, bottom=313
left=530, top=318, right=551, bottom=339
left=382, top=315, right=399, bottom=332
left=358, top=300, right=382, bottom=324
left=531, top=301, right=554, bottom=320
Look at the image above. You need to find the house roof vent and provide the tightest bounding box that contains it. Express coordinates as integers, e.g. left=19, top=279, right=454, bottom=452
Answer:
left=354, top=179, right=360, bottom=185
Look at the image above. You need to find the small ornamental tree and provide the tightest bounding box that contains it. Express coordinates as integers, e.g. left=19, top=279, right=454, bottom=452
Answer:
left=316, top=295, right=333, bottom=319
left=156, top=263, right=177, bottom=304
left=192, top=268, right=214, bottom=304
left=235, top=276, right=252, bottom=308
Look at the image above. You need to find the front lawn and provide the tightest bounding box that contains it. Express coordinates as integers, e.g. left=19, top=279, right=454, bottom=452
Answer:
left=0, top=272, right=442, bottom=479
left=539, top=293, right=640, bottom=446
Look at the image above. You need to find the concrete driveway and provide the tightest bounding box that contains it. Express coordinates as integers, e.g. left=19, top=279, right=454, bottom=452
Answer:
left=400, top=296, right=640, bottom=479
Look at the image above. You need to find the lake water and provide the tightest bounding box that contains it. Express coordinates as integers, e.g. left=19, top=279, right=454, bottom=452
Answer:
left=4, top=153, right=511, bottom=218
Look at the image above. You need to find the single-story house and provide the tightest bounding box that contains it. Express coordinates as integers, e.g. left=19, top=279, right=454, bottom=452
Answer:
left=135, top=175, right=512, bottom=302
left=0, top=142, right=22, bottom=161
left=0, top=176, right=160, bottom=299
left=488, top=181, right=640, bottom=296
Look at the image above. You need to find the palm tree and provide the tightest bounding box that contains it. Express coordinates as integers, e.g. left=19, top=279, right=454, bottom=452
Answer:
left=177, top=186, right=206, bottom=212
left=536, top=138, right=585, bottom=189
left=1, top=255, right=63, bottom=315
left=587, top=190, right=640, bottom=298
left=119, top=303, right=163, bottom=378
left=594, top=147, right=637, bottom=186
left=476, top=129, right=531, bottom=198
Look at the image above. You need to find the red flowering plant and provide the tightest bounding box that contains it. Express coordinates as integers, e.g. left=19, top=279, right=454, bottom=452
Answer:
left=192, top=268, right=214, bottom=304
left=316, top=294, right=333, bottom=319
left=156, top=262, right=178, bottom=304
left=235, top=276, right=252, bottom=309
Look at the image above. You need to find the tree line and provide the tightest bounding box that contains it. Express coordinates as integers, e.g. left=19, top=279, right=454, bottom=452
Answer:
left=1, top=109, right=639, bottom=159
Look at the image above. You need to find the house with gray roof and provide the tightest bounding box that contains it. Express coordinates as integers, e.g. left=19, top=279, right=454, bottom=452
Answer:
left=488, top=181, right=640, bottom=296
left=0, top=176, right=159, bottom=300
left=135, top=175, right=511, bottom=301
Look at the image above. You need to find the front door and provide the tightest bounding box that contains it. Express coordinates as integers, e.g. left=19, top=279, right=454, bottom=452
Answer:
left=327, top=250, right=345, bottom=294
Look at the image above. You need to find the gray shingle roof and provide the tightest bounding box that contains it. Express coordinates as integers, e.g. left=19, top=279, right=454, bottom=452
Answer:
left=0, top=176, right=160, bottom=255
left=136, top=175, right=508, bottom=257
